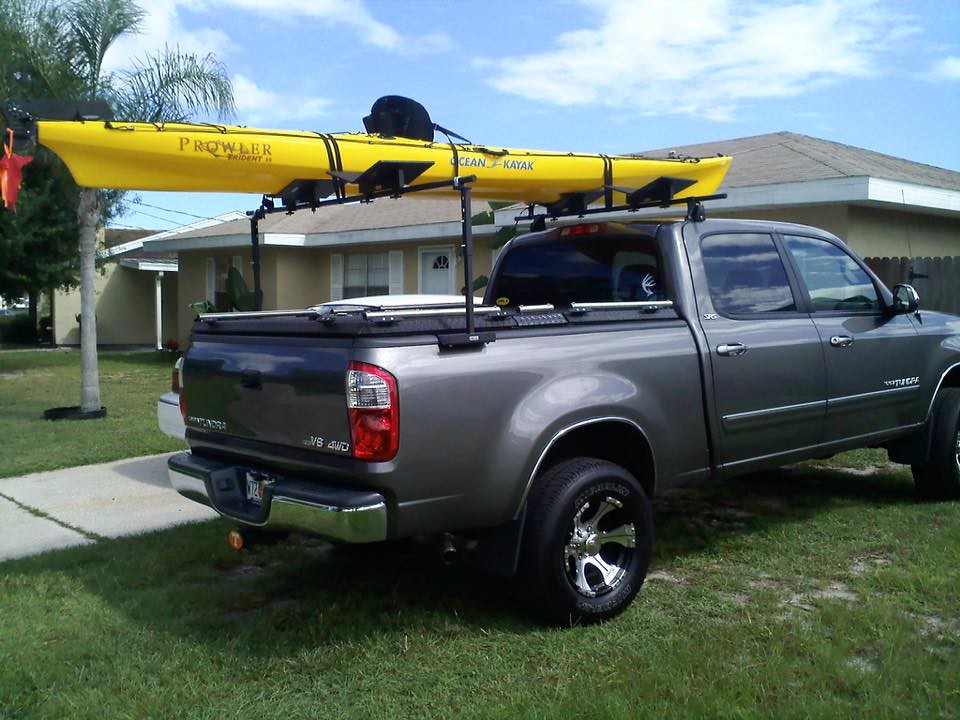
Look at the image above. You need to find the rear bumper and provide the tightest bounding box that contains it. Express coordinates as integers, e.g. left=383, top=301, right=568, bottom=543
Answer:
left=167, top=452, right=388, bottom=543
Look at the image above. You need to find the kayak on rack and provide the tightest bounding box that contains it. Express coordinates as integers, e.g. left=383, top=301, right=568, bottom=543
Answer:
left=3, top=96, right=731, bottom=210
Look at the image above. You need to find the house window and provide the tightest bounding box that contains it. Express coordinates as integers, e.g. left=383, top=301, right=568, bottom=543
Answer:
left=205, top=256, right=233, bottom=310
left=344, top=252, right=389, bottom=298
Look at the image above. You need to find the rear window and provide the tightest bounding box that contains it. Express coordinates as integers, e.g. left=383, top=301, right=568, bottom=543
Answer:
left=488, top=232, right=666, bottom=307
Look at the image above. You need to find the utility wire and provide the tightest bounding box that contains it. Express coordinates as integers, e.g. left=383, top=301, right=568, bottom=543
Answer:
left=121, top=208, right=182, bottom=227
left=132, top=200, right=224, bottom=222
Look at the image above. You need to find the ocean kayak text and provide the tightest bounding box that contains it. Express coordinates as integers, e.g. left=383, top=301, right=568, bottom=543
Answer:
left=450, top=156, right=534, bottom=170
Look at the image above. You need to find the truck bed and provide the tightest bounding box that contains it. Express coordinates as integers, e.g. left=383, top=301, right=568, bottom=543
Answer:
left=182, top=305, right=706, bottom=537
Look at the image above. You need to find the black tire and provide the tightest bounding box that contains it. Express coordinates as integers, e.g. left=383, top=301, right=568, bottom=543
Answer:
left=519, top=457, right=653, bottom=625
left=912, top=387, right=960, bottom=500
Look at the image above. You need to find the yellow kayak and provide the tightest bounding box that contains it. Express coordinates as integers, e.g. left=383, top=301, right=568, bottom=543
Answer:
left=35, top=120, right=730, bottom=206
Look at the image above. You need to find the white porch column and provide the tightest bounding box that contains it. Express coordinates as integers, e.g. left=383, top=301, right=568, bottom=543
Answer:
left=154, top=271, right=164, bottom=350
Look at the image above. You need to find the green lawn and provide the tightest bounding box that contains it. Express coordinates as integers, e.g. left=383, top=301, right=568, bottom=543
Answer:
left=0, top=349, right=184, bottom=478
left=2, top=462, right=958, bottom=719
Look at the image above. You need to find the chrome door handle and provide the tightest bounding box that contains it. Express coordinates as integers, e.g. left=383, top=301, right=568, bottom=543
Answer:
left=717, top=343, right=748, bottom=357
left=830, top=335, right=854, bottom=348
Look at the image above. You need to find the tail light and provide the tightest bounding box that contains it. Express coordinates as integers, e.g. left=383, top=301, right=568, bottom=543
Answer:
left=346, top=361, right=398, bottom=461
left=171, top=357, right=183, bottom=393
left=559, top=224, right=601, bottom=236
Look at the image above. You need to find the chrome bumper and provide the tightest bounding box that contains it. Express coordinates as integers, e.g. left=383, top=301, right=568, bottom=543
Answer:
left=168, top=452, right=388, bottom=543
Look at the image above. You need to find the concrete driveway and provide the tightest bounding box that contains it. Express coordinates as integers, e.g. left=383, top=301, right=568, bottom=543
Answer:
left=0, top=453, right=217, bottom=562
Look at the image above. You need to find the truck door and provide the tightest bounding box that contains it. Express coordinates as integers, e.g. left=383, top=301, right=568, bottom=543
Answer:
left=687, top=229, right=828, bottom=471
left=779, top=234, right=922, bottom=441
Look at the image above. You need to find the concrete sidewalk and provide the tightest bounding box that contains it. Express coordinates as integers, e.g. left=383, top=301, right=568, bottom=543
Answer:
left=0, top=453, right=217, bottom=562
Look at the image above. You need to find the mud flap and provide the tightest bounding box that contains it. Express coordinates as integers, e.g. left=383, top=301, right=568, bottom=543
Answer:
left=474, top=504, right=527, bottom=578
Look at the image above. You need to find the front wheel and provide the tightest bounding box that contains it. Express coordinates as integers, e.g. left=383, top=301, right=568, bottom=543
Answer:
left=519, top=458, right=653, bottom=625
left=912, top=388, right=960, bottom=500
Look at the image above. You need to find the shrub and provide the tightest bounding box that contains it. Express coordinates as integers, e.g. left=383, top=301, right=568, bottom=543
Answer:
left=0, top=313, right=36, bottom=344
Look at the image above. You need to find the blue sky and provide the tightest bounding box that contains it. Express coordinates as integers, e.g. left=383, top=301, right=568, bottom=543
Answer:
left=104, top=0, right=960, bottom=231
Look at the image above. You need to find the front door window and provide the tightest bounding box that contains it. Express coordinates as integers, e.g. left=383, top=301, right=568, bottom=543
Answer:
left=782, top=235, right=880, bottom=312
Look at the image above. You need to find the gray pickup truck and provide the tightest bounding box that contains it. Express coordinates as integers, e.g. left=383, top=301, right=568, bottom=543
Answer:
left=169, top=217, right=960, bottom=623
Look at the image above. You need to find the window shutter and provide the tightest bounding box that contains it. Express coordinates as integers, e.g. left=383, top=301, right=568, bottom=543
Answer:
left=330, top=253, right=343, bottom=300
left=205, top=258, right=215, bottom=303
left=232, top=255, right=243, bottom=275
left=388, top=250, right=404, bottom=295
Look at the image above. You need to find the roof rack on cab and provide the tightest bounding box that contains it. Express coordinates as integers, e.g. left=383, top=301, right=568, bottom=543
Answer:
left=515, top=174, right=726, bottom=231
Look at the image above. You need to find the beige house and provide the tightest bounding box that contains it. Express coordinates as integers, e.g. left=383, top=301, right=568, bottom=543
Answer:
left=146, top=197, right=502, bottom=347
left=616, top=132, right=960, bottom=259
left=52, top=213, right=245, bottom=348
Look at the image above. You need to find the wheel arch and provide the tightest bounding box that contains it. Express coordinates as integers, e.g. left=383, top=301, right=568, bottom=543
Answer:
left=889, top=363, right=960, bottom=465
left=930, top=363, right=960, bottom=414
left=515, top=417, right=656, bottom=518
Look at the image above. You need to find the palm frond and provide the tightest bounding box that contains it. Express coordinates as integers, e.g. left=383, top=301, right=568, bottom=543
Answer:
left=0, top=0, right=85, bottom=100
left=66, top=0, right=144, bottom=92
left=116, top=46, right=235, bottom=123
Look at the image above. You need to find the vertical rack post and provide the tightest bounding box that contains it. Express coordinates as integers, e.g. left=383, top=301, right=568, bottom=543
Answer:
left=456, top=176, right=475, bottom=336
left=249, top=210, right=263, bottom=311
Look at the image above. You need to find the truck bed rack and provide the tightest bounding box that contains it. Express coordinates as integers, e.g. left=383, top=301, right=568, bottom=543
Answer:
left=238, top=159, right=720, bottom=347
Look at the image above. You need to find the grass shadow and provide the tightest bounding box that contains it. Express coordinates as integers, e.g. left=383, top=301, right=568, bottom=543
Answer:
left=651, top=463, right=918, bottom=563
left=0, top=462, right=922, bottom=652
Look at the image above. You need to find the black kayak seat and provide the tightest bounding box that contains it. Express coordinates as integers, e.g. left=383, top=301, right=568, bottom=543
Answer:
left=363, top=96, right=434, bottom=142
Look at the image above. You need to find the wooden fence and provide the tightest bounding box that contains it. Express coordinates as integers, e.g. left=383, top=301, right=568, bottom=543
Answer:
left=864, top=256, right=960, bottom=316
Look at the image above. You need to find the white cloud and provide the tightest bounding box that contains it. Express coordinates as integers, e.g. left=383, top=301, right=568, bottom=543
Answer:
left=931, top=56, right=960, bottom=80
left=478, top=0, right=917, bottom=121
left=232, top=74, right=330, bottom=124
left=214, top=0, right=455, bottom=53
left=102, top=0, right=452, bottom=71
left=212, top=0, right=403, bottom=49
left=102, top=2, right=235, bottom=73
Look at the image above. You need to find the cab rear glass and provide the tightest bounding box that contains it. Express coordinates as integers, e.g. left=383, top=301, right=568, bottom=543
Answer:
left=488, top=232, right=666, bottom=307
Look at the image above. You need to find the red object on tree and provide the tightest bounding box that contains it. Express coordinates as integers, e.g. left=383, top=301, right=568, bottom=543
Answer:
left=0, top=129, right=33, bottom=211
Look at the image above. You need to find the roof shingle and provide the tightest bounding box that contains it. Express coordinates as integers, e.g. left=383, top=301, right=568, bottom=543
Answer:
left=639, top=131, right=960, bottom=191
left=170, top=196, right=469, bottom=239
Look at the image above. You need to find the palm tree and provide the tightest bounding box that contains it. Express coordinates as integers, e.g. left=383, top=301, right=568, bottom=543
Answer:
left=4, top=0, right=234, bottom=413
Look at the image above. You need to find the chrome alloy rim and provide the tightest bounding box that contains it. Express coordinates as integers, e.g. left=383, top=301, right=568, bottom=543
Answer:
left=955, top=430, right=960, bottom=476
left=563, top=495, right=637, bottom=598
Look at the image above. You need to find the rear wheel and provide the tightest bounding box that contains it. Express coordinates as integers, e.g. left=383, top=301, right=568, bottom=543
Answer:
left=912, top=388, right=960, bottom=500
left=520, top=457, right=652, bottom=625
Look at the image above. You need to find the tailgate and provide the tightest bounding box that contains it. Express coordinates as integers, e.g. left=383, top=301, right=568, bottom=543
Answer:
left=182, top=335, right=354, bottom=457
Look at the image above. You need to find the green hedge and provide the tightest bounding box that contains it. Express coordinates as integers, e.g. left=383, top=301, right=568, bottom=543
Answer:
left=0, top=313, right=36, bottom=344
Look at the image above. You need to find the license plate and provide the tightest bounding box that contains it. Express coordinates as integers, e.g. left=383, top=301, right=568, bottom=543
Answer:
left=245, top=472, right=268, bottom=504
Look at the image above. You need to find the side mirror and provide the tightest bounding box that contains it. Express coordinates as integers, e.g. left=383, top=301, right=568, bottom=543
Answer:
left=892, top=284, right=920, bottom=314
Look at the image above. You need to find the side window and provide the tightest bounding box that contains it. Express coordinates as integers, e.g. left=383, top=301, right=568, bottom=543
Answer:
left=701, top=233, right=796, bottom=315
left=782, top=235, right=880, bottom=313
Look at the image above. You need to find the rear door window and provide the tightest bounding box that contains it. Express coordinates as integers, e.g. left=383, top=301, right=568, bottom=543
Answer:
left=701, top=233, right=797, bottom=315
left=489, top=232, right=665, bottom=307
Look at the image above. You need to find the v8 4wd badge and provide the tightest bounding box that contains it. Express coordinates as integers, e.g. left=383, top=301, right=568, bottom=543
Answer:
left=303, top=436, right=351, bottom=454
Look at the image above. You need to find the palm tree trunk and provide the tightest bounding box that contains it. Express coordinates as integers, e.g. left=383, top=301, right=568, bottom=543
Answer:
left=78, top=187, right=101, bottom=412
